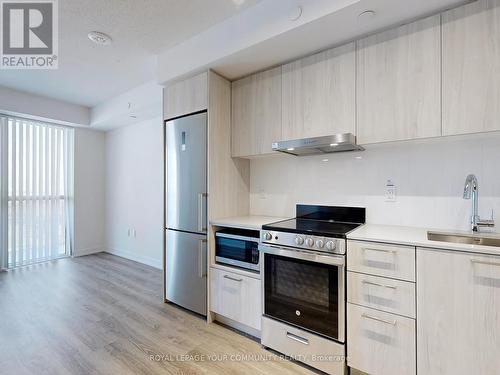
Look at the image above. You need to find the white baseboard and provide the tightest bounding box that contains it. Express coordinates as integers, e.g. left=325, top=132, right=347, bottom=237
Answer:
left=74, top=246, right=104, bottom=257
left=104, top=248, right=162, bottom=269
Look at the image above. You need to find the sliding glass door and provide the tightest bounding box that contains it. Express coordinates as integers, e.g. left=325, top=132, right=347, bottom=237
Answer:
left=0, top=115, right=74, bottom=269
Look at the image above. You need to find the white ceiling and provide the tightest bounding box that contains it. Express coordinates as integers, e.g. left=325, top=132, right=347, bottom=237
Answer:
left=210, top=0, right=471, bottom=80
left=0, top=0, right=473, bottom=129
left=157, top=0, right=471, bottom=83
left=0, top=0, right=260, bottom=107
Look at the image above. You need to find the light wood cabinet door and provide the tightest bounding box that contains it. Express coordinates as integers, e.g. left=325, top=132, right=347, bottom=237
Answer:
left=442, top=0, right=500, bottom=135
left=281, top=43, right=355, bottom=140
left=417, top=248, right=500, bottom=375
left=163, top=72, right=208, bottom=120
left=231, top=67, right=282, bottom=157
left=209, top=267, right=261, bottom=330
left=357, top=15, right=441, bottom=144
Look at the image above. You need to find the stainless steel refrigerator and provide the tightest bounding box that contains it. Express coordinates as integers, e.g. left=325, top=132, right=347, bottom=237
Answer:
left=165, top=111, right=207, bottom=315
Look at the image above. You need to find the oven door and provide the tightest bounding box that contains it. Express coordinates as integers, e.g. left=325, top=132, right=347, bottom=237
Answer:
left=260, top=244, right=345, bottom=343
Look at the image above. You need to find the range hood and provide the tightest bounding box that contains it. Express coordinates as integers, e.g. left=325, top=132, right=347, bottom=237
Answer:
left=272, top=133, right=364, bottom=156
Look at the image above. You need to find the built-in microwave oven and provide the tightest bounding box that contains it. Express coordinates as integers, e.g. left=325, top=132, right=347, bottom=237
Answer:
left=215, top=228, right=260, bottom=272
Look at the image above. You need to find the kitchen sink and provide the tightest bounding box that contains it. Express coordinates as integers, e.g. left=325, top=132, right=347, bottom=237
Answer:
left=427, top=231, right=500, bottom=247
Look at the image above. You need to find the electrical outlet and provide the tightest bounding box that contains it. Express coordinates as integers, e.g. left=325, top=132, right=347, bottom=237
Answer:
left=385, top=180, right=397, bottom=202
left=258, top=188, right=267, bottom=200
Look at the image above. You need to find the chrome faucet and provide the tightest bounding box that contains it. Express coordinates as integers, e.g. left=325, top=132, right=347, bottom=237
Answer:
left=463, top=174, right=494, bottom=232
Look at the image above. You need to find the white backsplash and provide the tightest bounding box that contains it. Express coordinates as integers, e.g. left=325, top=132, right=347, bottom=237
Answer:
left=250, top=133, right=500, bottom=231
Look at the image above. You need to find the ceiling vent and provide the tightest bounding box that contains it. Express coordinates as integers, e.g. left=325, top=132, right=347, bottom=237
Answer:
left=88, top=31, right=112, bottom=46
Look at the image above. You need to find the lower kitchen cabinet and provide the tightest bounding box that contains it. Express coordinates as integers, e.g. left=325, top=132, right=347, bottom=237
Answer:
left=347, top=303, right=416, bottom=375
left=261, top=316, right=345, bottom=375
left=347, top=239, right=416, bottom=375
left=348, top=272, right=416, bottom=319
left=348, top=240, right=416, bottom=282
left=417, top=248, right=500, bottom=375
left=209, top=267, right=261, bottom=330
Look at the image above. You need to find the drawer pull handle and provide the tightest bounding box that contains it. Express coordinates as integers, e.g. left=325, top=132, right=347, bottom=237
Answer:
left=286, top=332, right=309, bottom=345
left=361, top=313, right=397, bottom=326
left=362, top=280, right=397, bottom=289
left=471, top=259, right=500, bottom=267
left=223, top=275, right=243, bottom=282
left=362, top=247, right=396, bottom=254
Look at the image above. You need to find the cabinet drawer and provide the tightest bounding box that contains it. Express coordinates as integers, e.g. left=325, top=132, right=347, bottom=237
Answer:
left=261, top=316, right=345, bottom=375
left=209, top=267, right=261, bottom=330
left=348, top=241, right=415, bottom=281
left=347, top=304, right=415, bottom=375
left=348, top=271, right=415, bottom=318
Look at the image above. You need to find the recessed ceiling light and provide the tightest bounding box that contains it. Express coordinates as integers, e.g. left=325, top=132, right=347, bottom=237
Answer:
left=322, top=159, right=329, bottom=162
left=358, top=10, right=376, bottom=21
left=88, top=31, right=112, bottom=46
left=330, top=143, right=339, bottom=147
left=287, top=147, right=295, bottom=151
left=289, top=6, right=302, bottom=21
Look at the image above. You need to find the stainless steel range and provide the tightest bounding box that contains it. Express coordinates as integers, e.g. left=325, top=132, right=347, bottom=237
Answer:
left=259, top=205, right=365, bottom=375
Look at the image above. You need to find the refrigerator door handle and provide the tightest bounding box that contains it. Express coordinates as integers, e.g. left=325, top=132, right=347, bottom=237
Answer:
left=197, top=193, right=208, bottom=232
left=199, top=239, right=207, bottom=278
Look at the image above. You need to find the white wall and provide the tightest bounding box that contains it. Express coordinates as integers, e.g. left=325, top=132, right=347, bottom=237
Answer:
left=74, top=128, right=106, bottom=255
left=0, top=86, right=90, bottom=126
left=250, top=133, right=500, bottom=232
left=104, top=117, right=163, bottom=269
left=91, top=81, right=162, bottom=131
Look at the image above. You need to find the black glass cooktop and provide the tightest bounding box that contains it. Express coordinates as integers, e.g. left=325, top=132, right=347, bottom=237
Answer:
left=262, top=218, right=362, bottom=238
left=262, top=205, right=366, bottom=238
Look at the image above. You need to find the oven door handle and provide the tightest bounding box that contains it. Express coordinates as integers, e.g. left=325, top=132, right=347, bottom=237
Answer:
left=259, top=244, right=345, bottom=267
left=286, top=332, right=309, bottom=345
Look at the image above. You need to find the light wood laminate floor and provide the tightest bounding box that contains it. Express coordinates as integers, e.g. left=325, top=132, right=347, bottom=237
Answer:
left=0, top=253, right=315, bottom=375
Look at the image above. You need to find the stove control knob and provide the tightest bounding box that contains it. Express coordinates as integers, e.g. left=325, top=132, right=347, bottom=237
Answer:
left=263, top=232, right=272, bottom=241
left=326, top=240, right=336, bottom=251
left=315, top=239, right=324, bottom=248
left=305, top=238, right=314, bottom=247
left=295, top=236, right=305, bottom=245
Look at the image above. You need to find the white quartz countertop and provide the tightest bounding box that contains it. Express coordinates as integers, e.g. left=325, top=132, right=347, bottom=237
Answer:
left=348, top=224, right=500, bottom=256
left=210, top=215, right=288, bottom=230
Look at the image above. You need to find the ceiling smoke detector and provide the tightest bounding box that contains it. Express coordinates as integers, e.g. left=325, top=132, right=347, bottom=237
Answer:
left=88, top=31, right=112, bottom=46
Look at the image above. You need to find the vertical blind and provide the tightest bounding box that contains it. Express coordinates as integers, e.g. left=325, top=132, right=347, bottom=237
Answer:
left=0, top=117, right=7, bottom=269
left=0, top=115, right=74, bottom=269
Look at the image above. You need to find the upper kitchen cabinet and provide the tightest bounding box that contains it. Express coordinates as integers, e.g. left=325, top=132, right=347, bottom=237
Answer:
left=442, top=0, right=500, bottom=135
left=357, top=15, right=441, bottom=144
left=164, top=72, right=208, bottom=120
left=281, top=43, right=356, bottom=140
left=231, top=67, right=282, bottom=158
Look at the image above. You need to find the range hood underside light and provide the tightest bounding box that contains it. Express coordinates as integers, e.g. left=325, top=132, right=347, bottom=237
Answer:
left=272, top=133, right=364, bottom=156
